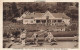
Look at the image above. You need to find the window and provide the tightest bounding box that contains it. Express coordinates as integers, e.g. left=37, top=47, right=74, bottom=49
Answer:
left=42, top=20, right=46, bottom=23
left=36, top=20, right=40, bottom=23
left=58, top=20, right=62, bottom=22
left=54, top=20, right=56, bottom=22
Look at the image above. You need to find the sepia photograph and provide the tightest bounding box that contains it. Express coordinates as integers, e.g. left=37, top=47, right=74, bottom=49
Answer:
left=3, top=2, right=78, bottom=48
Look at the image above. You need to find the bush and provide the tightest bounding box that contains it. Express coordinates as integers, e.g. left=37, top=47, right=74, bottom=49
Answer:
left=12, top=31, right=20, bottom=38
left=3, top=42, right=6, bottom=48
left=11, top=19, right=17, bottom=23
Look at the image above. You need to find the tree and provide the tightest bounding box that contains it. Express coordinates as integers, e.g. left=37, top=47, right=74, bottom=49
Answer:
left=12, top=2, right=20, bottom=17
left=23, top=6, right=27, bottom=12
left=75, top=2, right=78, bottom=8
left=29, top=6, right=33, bottom=12
left=3, top=10, right=6, bottom=21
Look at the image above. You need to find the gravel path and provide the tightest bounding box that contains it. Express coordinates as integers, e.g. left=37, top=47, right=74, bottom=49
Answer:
left=10, top=41, right=78, bottom=48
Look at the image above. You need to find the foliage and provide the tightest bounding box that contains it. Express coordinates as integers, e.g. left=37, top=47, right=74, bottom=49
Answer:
left=3, top=2, right=78, bottom=21
left=12, top=2, right=20, bottom=17
left=3, top=21, right=78, bottom=37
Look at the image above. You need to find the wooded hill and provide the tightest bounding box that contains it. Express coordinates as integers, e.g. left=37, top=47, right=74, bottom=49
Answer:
left=3, top=2, right=78, bottom=21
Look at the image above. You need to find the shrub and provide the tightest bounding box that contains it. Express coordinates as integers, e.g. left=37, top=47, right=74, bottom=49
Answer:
left=11, top=19, right=17, bottom=23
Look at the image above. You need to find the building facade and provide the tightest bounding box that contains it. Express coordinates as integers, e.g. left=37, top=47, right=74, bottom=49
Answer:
left=21, top=11, right=70, bottom=26
left=15, top=11, right=71, bottom=31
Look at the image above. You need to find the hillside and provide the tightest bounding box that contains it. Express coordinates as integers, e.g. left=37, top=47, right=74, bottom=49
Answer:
left=3, top=2, right=78, bottom=21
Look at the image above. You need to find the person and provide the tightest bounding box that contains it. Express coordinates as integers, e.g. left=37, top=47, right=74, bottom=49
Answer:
left=48, top=32, right=54, bottom=43
left=73, top=35, right=78, bottom=42
left=10, top=35, right=15, bottom=43
left=73, top=34, right=78, bottom=48
left=45, top=31, right=54, bottom=43
left=10, top=33, right=13, bottom=37
left=20, top=30, right=26, bottom=46
left=32, top=33, right=38, bottom=45
left=32, top=33, right=38, bottom=39
left=9, top=35, right=15, bottom=48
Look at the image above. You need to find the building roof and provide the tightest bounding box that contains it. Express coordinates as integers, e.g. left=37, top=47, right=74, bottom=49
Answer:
left=20, top=11, right=70, bottom=19
left=52, top=13, right=70, bottom=19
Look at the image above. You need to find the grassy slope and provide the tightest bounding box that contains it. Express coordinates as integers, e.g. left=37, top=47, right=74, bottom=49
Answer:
left=3, top=21, right=78, bottom=37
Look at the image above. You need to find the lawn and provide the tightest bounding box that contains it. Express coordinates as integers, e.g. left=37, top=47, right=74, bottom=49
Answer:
left=3, top=21, right=78, bottom=37
left=3, top=21, right=78, bottom=48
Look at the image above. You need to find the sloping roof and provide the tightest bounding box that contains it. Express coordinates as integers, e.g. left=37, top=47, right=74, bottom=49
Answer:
left=52, top=13, right=70, bottom=19
left=34, top=13, right=44, bottom=17
left=22, top=12, right=44, bottom=19
left=21, top=11, right=70, bottom=19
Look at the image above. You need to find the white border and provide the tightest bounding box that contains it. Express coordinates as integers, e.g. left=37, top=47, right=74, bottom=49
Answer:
left=0, top=0, right=80, bottom=50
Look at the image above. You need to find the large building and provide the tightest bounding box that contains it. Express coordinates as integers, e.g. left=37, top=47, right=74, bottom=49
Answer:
left=15, top=11, right=71, bottom=31
left=17, top=11, right=70, bottom=25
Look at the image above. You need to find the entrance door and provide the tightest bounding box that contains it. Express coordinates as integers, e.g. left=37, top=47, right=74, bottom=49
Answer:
left=46, top=16, right=51, bottom=26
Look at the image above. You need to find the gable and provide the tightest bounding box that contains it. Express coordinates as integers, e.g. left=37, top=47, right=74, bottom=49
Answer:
left=41, top=11, right=55, bottom=19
